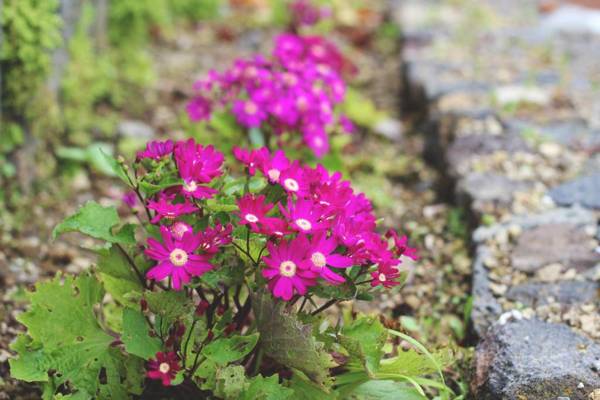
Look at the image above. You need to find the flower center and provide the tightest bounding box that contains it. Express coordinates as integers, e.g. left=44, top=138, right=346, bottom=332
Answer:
left=283, top=178, right=299, bottom=192
left=267, top=169, right=280, bottom=182
left=159, top=362, right=170, bottom=374
left=283, top=73, right=298, bottom=86
left=296, top=97, right=308, bottom=111
left=171, top=222, right=190, bottom=239
left=311, top=252, right=326, bottom=268
left=183, top=180, right=198, bottom=193
left=313, top=137, right=324, bottom=148
left=311, top=45, right=325, bottom=57
left=279, top=260, right=297, bottom=277
left=245, top=213, right=259, bottom=223
left=244, top=101, right=258, bottom=115
left=169, top=248, right=188, bottom=267
left=378, top=273, right=386, bottom=282
left=295, top=218, right=312, bottom=231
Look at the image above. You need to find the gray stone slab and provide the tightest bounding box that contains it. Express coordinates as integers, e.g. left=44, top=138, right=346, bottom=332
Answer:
left=472, top=318, right=600, bottom=400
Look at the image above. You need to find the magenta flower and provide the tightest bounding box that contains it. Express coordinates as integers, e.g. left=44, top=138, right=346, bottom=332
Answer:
left=233, top=147, right=268, bottom=175
left=147, top=351, right=181, bottom=386
left=370, top=264, right=403, bottom=288
left=145, top=226, right=214, bottom=290
left=279, top=198, right=327, bottom=234
left=236, top=194, right=274, bottom=232
left=339, top=114, right=355, bottom=134
left=299, top=233, right=353, bottom=285
left=137, top=140, right=174, bottom=160
left=259, top=217, right=289, bottom=237
left=386, top=229, right=420, bottom=261
left=148, top=194, right=197, bottom=224
left=186, top=95, right=212, bottom=122
left=260, top=149, right=290, bottom=183
left=175, top=139, right=224, bottom=184
left=122, top=191, right=138, bottom=208
left=197, top=223, right=233, bottom=254
left=278, top=161, right=307, bottom=196
left=262, top=238, right=317, bottom=300
left=232, top=99, right=267, bottom=128
left=170, top=221, right=192, bottom=240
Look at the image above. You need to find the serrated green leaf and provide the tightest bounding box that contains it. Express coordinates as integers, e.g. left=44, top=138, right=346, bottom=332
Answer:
left=202, top=333, right=259, bottom=365
left=96, top=245, right=143, bottom=305
left=241, top=374, right=294, bottom=400
left=12, top=274, right=137, bottom=398
left=122, top=308, right=162, bottom=359
left=52, top=201, right=134, bottom=244
left=145, top=290, right=193, bottom=327
left=340, top=316, right=387, bottom=376
left=288, top=372, right=337, bottom=400
left=252, top=291, right=334, bottom=387
left=215, top=365, right=247, bottom=399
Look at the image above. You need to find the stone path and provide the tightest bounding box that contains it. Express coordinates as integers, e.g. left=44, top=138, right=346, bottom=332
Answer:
left=394, top=1, right=600, bottom=398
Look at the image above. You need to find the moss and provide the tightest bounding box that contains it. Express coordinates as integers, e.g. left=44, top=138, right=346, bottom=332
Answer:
left=0, top=0, right=62, bottom=117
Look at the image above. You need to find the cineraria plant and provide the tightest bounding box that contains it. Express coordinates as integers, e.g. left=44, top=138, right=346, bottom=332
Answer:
left=10, top=139, right=454, bottom=399
left=186, top=33, right=356, bottom=159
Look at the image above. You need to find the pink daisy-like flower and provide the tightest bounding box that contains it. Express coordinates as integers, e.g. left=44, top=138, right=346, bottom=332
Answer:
left=370, top=264, right=403, bottom=289
left=236, top=194, right=274, bottom=232
left=279, top=198, right=327, bottom=234
left=148, top=195, right=197, bottom=224
left=197, top=223, right=233, bottom=254
left=175, top=140, right=224, bottom=184
left=259, top=217, right=289, bottom=237
left=262, top=238, right=317, bottom=300
left=233, top=147, right=268, bottom=175
left=179, top=179, right=218, bottom=200
left=186, top=95, right=212, bottom=122
left=145, top=226, right=213, bottom=290
left=260, top=149, right=290, bottom=183
left=278, top=161, right=307, bottom=196
left=170, top=221, right=192, bottom=240
left=386, top=229, right=420, bottom=261
left=147, top=351, right=180, bottom=386
left=232, top=99, right=267, bottom=128
left=137, top=140, right=174, bottom=160
left=299, top=233, right=353, bottom=285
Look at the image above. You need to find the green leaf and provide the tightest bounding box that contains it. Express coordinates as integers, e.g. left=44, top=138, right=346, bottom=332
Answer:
left=288, top=372, right=336, bottom=400
left=98, top=148, right=131, bottom=184
left=122, top=308, right=162, bottom=359
left=340, top=316, right=387, bottom=375
left=202, top=333, right=259, bottom=365
left=347, top=380, right=426, bottom=400
left=52, top=201, right=134, bottom=244
left=241, top=374, right=295, bottom=400
left=9, top=335, right=48, bottom=382
left=12, top=274, right=138, bottom=398
left=145, top=290, right=193, bottom=327
left=215, top=365, right=248, bottom=399
left=138, top=178, right=181, bottom=196
left=96, top=245, right=143, bottom=305
left=252, top=291, right=334, bottom=387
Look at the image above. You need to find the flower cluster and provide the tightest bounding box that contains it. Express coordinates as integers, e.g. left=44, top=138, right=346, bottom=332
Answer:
left=137, top=138, right=417, bottom=301
left=289, top=0, right=330, bottom=27
left=187, top=34, right=355, bottom=158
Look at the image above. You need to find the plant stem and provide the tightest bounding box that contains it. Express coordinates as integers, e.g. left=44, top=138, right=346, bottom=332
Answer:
left=115, top=243, right=147, bottom=289
left=311, top=299, right=338, bottom=316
